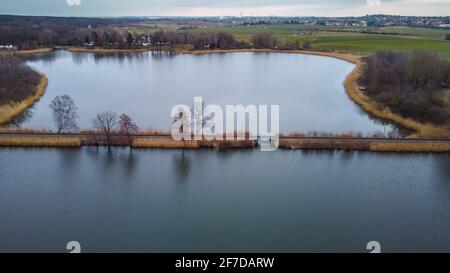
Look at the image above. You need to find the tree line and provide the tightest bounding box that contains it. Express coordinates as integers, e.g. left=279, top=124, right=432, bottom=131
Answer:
left=1, top=18, right=313, bottom=50
left=49, top=95, right=139, bottom=147
left=359, top=50, right=450, bottom=125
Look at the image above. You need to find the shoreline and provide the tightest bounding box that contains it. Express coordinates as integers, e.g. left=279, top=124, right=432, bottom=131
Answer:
left=16, top=48, right=54, bottom=55
left=66, top=46, right=155, bottom=53
left=0, top=74, right=48, bottom=125
left=343, top=59, right=449, bottom=138
left=8, top=47, right=449, bottom=137
left=0, top=133, right=448, bottom=153
left=184, top=48, right=361, bottom=63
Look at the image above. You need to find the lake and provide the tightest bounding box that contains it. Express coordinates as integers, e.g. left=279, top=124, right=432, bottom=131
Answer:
left=0, top=148, right=449, bottom=252
left=15, top=50, right=395, bottom=134
left=2, top=50, right=446, bottom=253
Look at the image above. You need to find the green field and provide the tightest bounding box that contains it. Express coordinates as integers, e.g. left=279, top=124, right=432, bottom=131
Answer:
left=185, top=24, right=450, bottom=57
left=123, top=23, right=450, bottom=57
left=296, top=32, right=450, bottom=57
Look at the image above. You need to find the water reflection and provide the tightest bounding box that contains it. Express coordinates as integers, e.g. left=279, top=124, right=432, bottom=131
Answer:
left=20, top=51, right=58, bottom=64
left=120, top=149, right=138, bottom=178
left=57, top=148, right=81, bottom=173
left=172, top=150, right=191, bottom=181
left=3, top=108, right=34, bottom=128
left=0, top=148, right=449, bottom=252
left=22, top=50, right=403, bottom=134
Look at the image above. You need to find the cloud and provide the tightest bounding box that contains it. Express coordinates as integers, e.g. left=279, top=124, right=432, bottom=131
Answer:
left=0, top=0, right=448, bottom=16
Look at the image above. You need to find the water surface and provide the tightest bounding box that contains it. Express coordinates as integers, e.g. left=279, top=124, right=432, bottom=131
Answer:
left=0, top=148, right=449, bottom=252
left=17, top=50, right=393, bottom=134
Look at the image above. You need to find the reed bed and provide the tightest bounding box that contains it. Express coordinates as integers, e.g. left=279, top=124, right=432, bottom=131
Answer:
left=0, top=136, right=81, bottom=147
left=132, top=138, right=201, bottom=149
left=0, top=74, right=48, bottom=125
left=15, top=48, right=54, bottom=55
left=370, top=142, right=450, bottom=153
left=200, top=139, right=257, bottom=149
left=0, top=128, right=53, bottom=133
left=131, top=137, right=256, bottom=149
left=279, top=138, right=370, bottom=150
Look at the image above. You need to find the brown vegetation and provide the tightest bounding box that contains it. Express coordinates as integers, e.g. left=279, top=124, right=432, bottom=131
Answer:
left=16, top=48, right=54, bottom=54
left=0, top=55, right=41, bottom=104
left=279, top=138, right=370, bottom=151
left=132, top=138, right=201, bottom=149
left=359, top=50, right=450, bottom=126
left=132, top=138, right=256, bottom=149
left=0, top=73, right=48, bottom=125
left=344, top=57, right=449, bottom=137
left=0, top=136, right=81, bottom=147
left=370, top=141, right=450, bottom=153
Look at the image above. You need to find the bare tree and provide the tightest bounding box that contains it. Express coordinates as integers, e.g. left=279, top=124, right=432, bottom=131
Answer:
left=92, top=111, right=117, bottom=147
left=49, top=95, right=78, bottom=133
left=251, top=33, right=277, bottom=49
left=119, top=114, right=139, bottom=144
left=191, top=100, right=213, bottom=136
left=172, top=106, right=191, bottom=141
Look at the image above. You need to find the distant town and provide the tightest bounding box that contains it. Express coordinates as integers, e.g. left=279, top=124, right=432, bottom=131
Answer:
left=213, top=15, right=450, bottom=28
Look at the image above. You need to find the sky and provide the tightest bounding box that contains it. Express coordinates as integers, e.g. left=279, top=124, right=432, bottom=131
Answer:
left=0, top=0, right=449, bottom=17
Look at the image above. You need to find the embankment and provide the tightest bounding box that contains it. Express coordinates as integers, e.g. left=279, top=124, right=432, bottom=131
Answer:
left=0, top=74, right=48, bottom=125
left=132, top=138, right=257, bottom=149
left=0, top=132, right=448, bottom=153
left=0, top=136, right=81, bottom=147
left=279, top=137, right=450, bottom=153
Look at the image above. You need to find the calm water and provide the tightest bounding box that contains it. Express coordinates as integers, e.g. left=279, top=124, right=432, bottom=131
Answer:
left=0, top=148, right=449, bottom=253
left=17, top=50, right=394, bottom=133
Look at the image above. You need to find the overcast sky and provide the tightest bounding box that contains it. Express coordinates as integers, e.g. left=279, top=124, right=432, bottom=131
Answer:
left=1, top=0, right=449, bottom=17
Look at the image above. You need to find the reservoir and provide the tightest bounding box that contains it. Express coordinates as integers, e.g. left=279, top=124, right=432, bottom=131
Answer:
left=0, top=148, right=449, bottom=252
left=2, top=51, right=446, bottom=253
left=16, top=50, right=395, bottom=134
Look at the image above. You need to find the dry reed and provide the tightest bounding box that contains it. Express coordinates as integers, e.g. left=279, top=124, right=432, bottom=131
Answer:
left=0, top=136, right=81, bottom=147
left=370, top=142, right=450, bottom=153
left=0, top=74, right=48, bottom=125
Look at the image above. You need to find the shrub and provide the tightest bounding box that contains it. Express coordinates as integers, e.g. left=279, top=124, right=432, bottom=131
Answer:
left=359, top=50, right=450, bottom=125
left=251, top=33, right=277, bottom=49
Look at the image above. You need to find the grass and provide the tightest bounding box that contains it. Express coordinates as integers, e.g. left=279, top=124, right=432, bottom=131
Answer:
left=374, top=26, right=450, bottom=38
left=308, top=32, right=450, bottom=57
left=0, top=136, right=81, bottom=147
left=0, top=74, right=48, bottom=125
left=370, top=142, right=450, bottom=153
left=185, top=24, right=450, bottom=58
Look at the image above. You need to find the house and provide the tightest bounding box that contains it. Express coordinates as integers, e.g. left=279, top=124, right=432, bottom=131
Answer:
left=0, top=45, right=17, bottom=53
